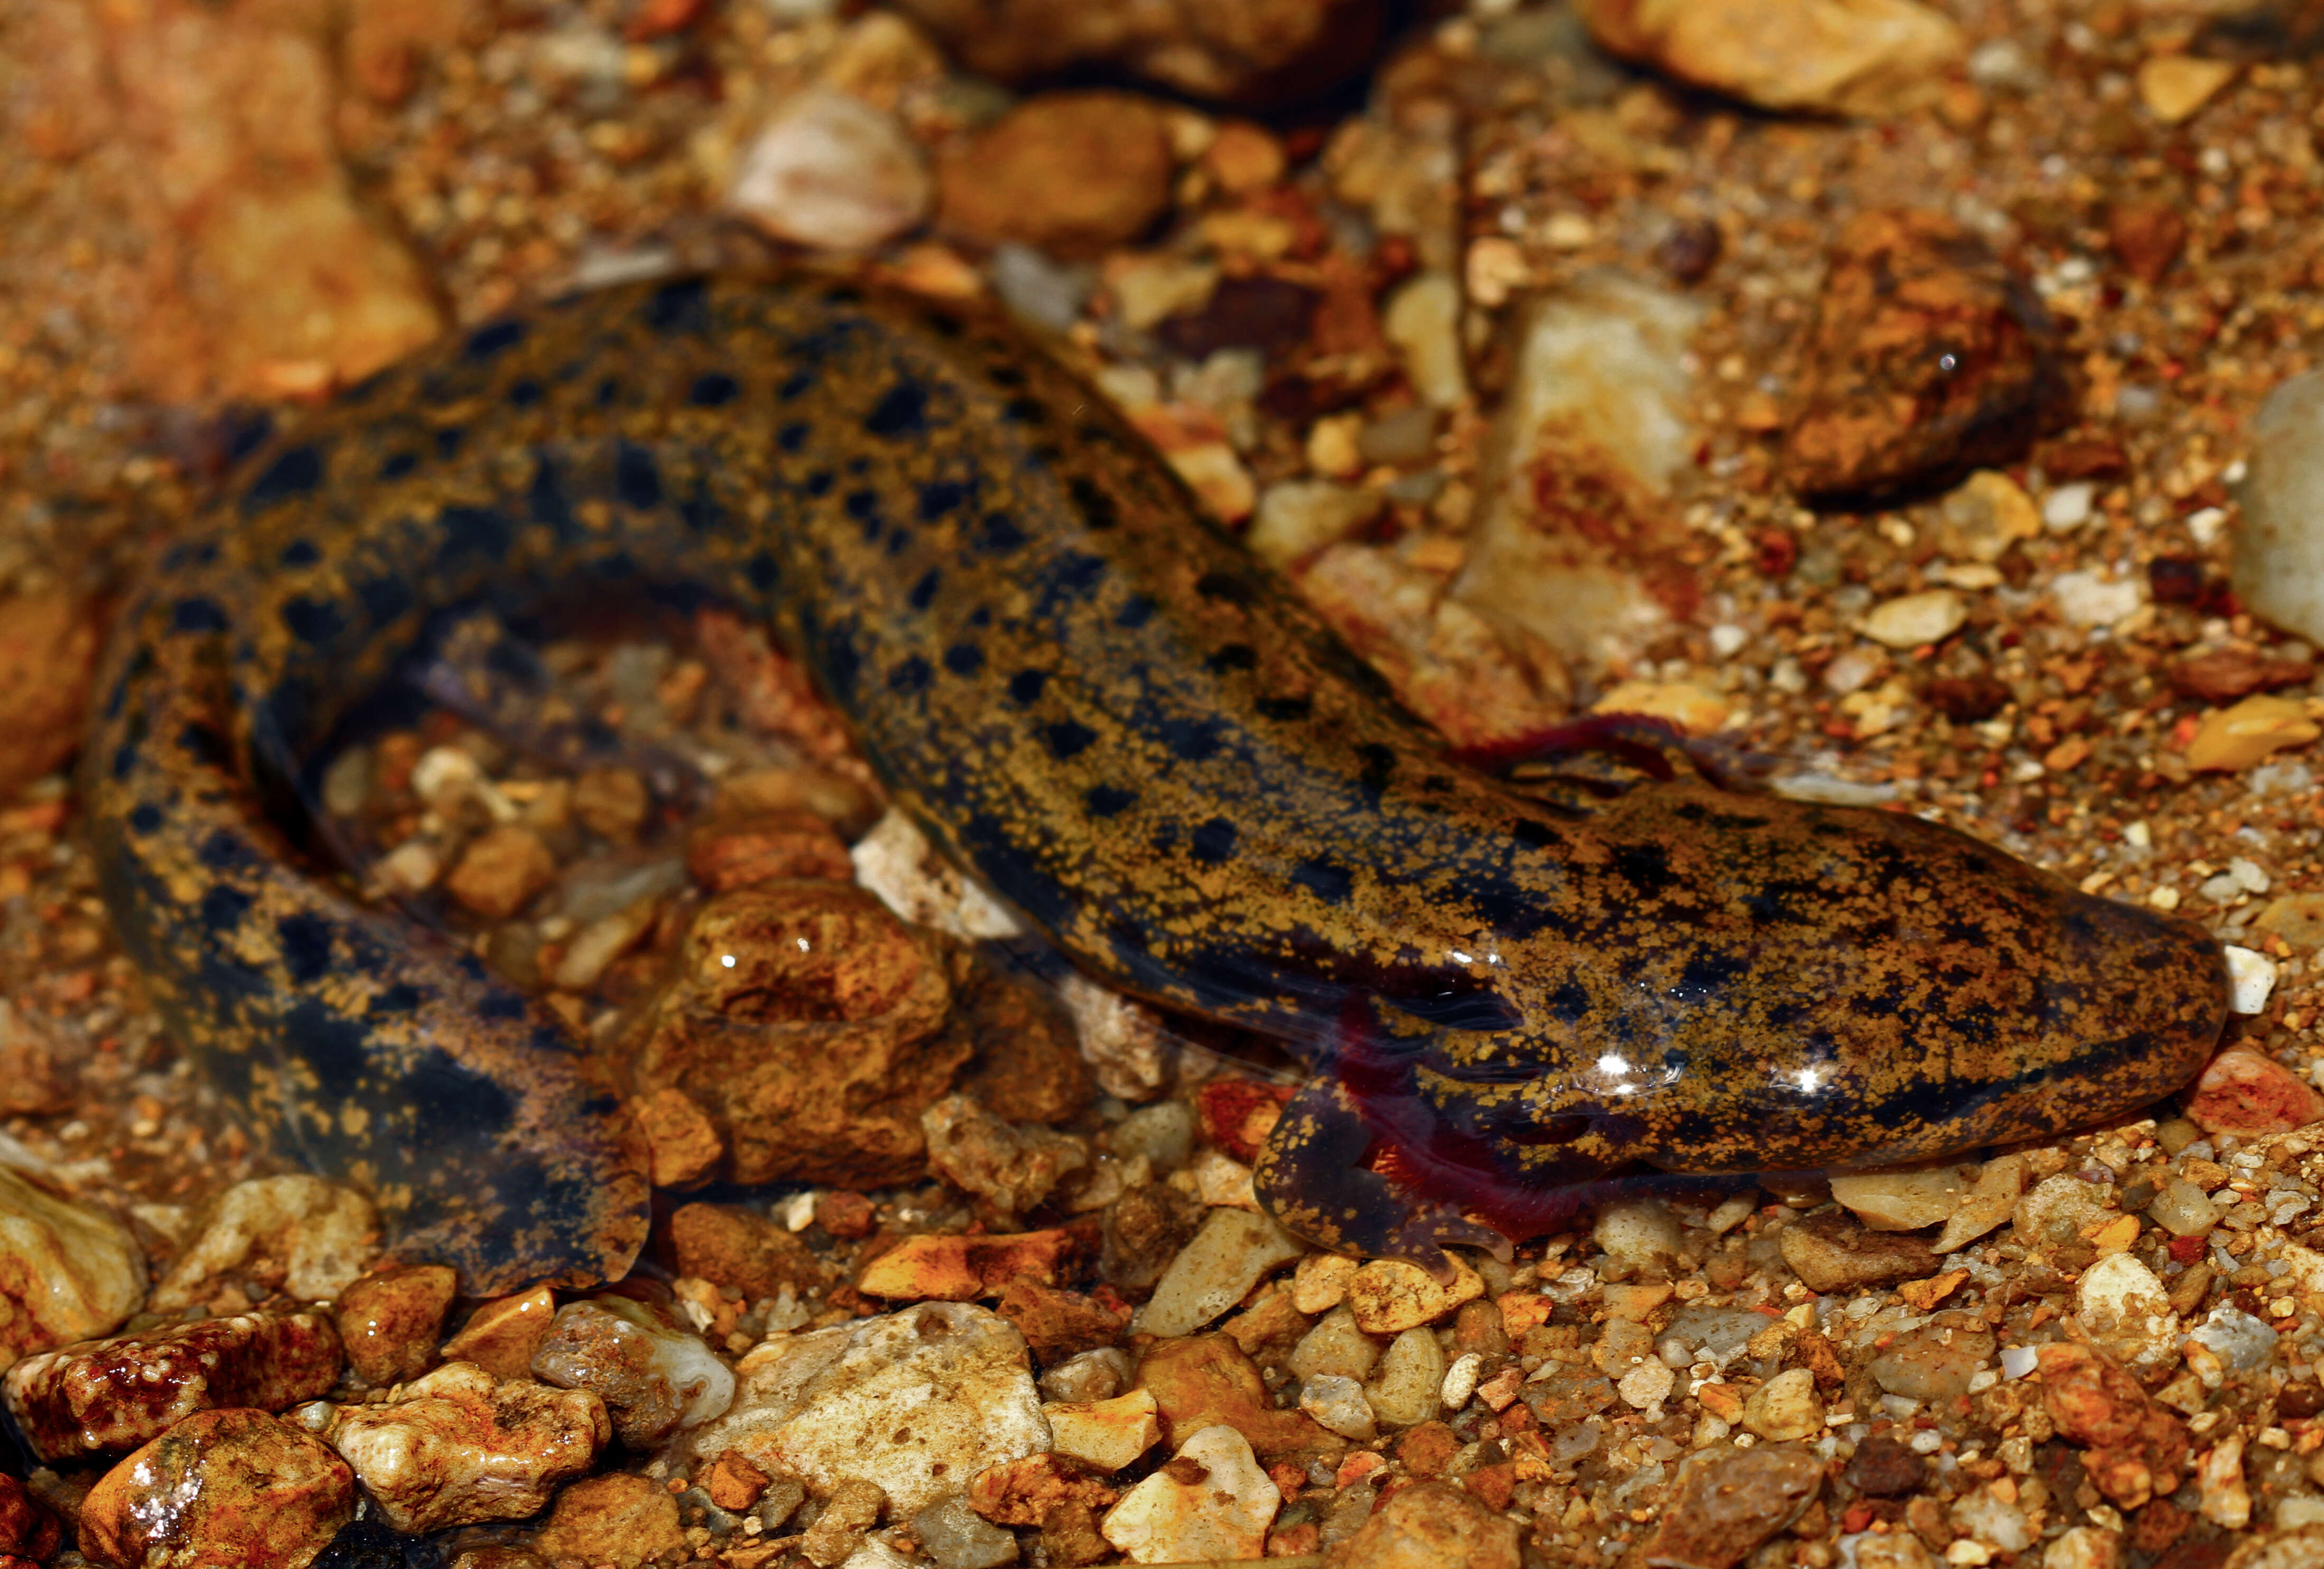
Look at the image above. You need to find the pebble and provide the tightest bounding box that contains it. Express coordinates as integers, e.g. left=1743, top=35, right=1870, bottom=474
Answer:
left=336, top=1263, right=458, bottom=1386
left=2048, top=568, right=2146, bottom=629
left=890, top=0, right=1375, bottom=100
left=149, top=1174, right=376, bottom=1312
left=1595, top=1197, right=1685, bottom=1265
left=1290, top=1305, right=1383, bottom=1383
left=2042, top=1526, right=2123, bottom=1569
left=1579, top=0, right=1963, bottom=117
left=1382, top=273, right=1467, bottom=409
left=2075, top=1253, right=2180, bottom=1372
left=530, top=1296, right=735, bottom=1449
left=1099, top=1423, right=1279, bottom=1563
left=2190, top=1305, right=2280, bottom=1371
left=2200, top=1433, right=2252, bottom=1528
left=2043, top=482, right=2097, bottom=531
left=2226, top=949, right=2284, bottom=1018
left=909, top=1493, right=1020, bottom=1569
left=2236, top=369, right=2324, bottom=643
left=2186, top=696, right=2320, bottom=772
left=78, top=1408, right=354, bottom=1569
left=1133, top=1332, right=1332, bottom=1457
left=6, top=1306, right=343, bottom=1462
left=921, top=1093, right=1089, bottom=1220
left=1347, top=1254, right=1483, bottom=1334
left=1132, top=1207, right=1304, bottom=1337
left=447, top=823, right=559, bottom=919
left=306, top=1361, right=609, bottom=1532
left=1041, top=1347, right=1132, bottom=1405
left=1860, top=590, right=1966, bottom=649
left=849, top=809, right=1025, bottom=942
left=724, top=88, right=930, bottom=253
left=1247, top=481, right=1387, bottom=567
left=1618, top=1359, right=1677, bottom=1410
left=2145, top=1178, right=2223, bottom=1238
left=1831, top=1164, right=1973, bottom=1231
left=1933, top=471, right=2042, bottom=564
left=1742, top=1367, right=1824, bottom=1441
left=1365, top=1327, right=1446, bottom=1428
left=442, top=1286, right=560, bottom=1380
left=0, top=595, right=98, bottom=798
left=667, top=1203, right=830, bottom=1300
left=1641, top=1445, right=1823, bottom=1569
left=527, top=1471, right=687, bottom=1569
left=1777, top=1209, right=1937, bottom=1292
left=1046, top=1389, right=1163, bottom=1471
left=2037, top=1343, right=2190, bottom=1510
left=1299, top=1372, right=1378, bottom=1441
left=684, top=1302, right=1045, bottom=1516
left=858, top=1229, right=1075, bottom=1303
left=2136, top=55, right=2237, bottom=123
left=937, top=92, right=1176, bottom=259
left=1871, top=1327, right=1996, bottom=1400
left=2188, top=1045, right=2320, bottom=1137
left=0, top=1165, right=144, bottom=1370
left=1326, top=1476, right=1519, bottom=1569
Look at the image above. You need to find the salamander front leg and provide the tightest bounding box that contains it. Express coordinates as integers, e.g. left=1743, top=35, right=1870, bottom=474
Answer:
left=1254, top=1077, right=1512, bottom=1284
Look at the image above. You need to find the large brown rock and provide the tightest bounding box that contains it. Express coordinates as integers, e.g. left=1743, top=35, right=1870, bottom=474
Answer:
left=1783, top=209, right=2066, bottom=500
left=937, top=92, right=1178, bottom=259
left=79, top=1408, right=355, bottom=1569
left=665, top=1204, right=831, bottom=1300
left=628, top=882, right=972, bottom=1187
left=1322, top=1478, right=1518, bottom=1569
left=1579, top=0, right=1963, bottom=118
left=893, top=0, right=1383, bottom=104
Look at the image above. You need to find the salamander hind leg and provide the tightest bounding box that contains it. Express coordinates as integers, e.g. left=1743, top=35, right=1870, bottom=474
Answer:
left=1254, top=1077, right=1516, bottom=1283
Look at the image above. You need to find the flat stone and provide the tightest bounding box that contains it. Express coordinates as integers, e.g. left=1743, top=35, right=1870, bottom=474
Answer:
left=336, top=1263, right=458, bottom=1386
left=1099, top=1423, right=1279, bottom=1563
left=1133, top=1207, right=1304, bottom=1338
left=2136, top=55, right=2236, bottom=123
left=1640, top=1444, right=1823, bottom=1569
left=1133, top=1333, right=1336, bottom=1458
left=441, top=1287, right=558, bottom=1380
left=1777, top=1209, right=1938, bottom=1292
left=1045, top=1389, right=1163, bottom=1473
left=1579, top=0, right=1964, bottom=117
left=0, top=1166, right=144, bottom=1373
left=78, top=1408, right=353, bottom=1569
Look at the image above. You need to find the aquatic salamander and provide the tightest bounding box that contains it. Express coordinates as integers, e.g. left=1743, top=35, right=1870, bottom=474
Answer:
left=85, top=276, right=2230, bottom=1291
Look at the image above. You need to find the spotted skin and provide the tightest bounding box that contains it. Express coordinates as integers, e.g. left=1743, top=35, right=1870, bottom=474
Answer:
left=83, top=277, right=2230, bottom=1290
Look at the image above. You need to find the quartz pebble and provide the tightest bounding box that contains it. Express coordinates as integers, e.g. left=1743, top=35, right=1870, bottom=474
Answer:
left=0, top=1165, right=145, bottom=1371
left=2137, top=55, right=2237, bottom=124
left=1044, top=1389, right=1163, bottom=1471
left=1132, top=1207, right=1304, bottom=1337
left=1099, top=1423, right=1279, bottom=1563
left=1299, top=1372, right=1378, bottom=1441
left=2237, top=369, right=2324, bottom=643
left=1247, top=481, right=1387, bottom=567
left=2074, top=1253, right=2179, bottom=1372
left=79, top=1408, right=354, bottom=1569
left=148, top=1174, right=376, bottom=1311
left=909, top=1493, right=1019, bottom=1569
left=1860, top=590, right=1965, bottom=649
left=1742, top=1367, right=1823, bottom=1441
left=530, top=1296, right=735, bottom=1448
left=6, top=1306, right=343, bottom=1461
left=724, top=89, right=929, bottom=254
left=1290, top=1306, right=1382, bottom=1383
left=1366, top=1326, right=1447, bottom=1428
left=310, top=1360, right=609, bottom=1532
left=2225, top=948, right=2282, bottom=1017
left=2190, top=1305, right=2280, bottom=1371
left=684, top=1302, right=1045, bottom=1516
left=2186, top=696, right=2321, bottom=772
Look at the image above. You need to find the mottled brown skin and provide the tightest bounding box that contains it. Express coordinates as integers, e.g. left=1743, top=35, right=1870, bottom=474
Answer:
left=83, top=277, right=2229, bottom=1290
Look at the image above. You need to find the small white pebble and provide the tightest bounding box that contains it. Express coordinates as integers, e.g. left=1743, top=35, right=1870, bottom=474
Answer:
left=2001, top=1345, right=2039, bottom=1379
left=2150, top=885, right=2182, bottom=911
left=2223, top=459, right=2249, bottom=485
left=2125, top=820, right=2152, bottom=849
left=1708, top=623, right=1749, bottom=659
left=378, top=839, right=441, bottom=894
left=2042, top=482, right=2096, bottom=531
left=781, top=1191, right=819, bottom=1231
left=2188, top=506, right=2228, bottom=548
left=2227, top=946, right=2277, bottom=1015
left=2232, top=857, right=2271, bottom=894
left=1909, top=1428, right=1945, bottom=1454
left=1441, top=1351, right=1484, bottom=1411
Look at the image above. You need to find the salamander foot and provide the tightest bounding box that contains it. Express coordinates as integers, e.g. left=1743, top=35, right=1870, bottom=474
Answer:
left=1254, top=1077, right=1511, bottom=1284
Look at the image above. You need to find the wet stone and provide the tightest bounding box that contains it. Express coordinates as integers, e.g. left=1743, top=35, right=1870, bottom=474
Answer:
left=445, top=823, right=558, bottom=919
left=441, top=1286, right=558, bottom=1380
left=1641, top=1445, right=1823, bottom=1569
left=336, top=1263, right=457, bottom=1386
left=724, top=89, right=932, bottom=255
left=527, top=1471, right=686, bottom=1569
left=1847, top=1432, right=1929, bottom=1497
left=1325, top=1477, right=1519, bottom=1569
left=1133, top=1207, right=1305, bottom=1338
left=1871, top=1327, right=1997, bottom=1400
left=0, top=1477, right=58, bottom=1563
left=910, top=1493, right=1018, bottom=1569
left=150, top=1173, right=377, bottom=1311
left=1044, top=1388, right=1163, bottom=1472
left=6, top=1306, right=343, bottom=1462
left=1135, top=1332, right=1337, bottom=1459
left=79, top=1408, right=355, bottom=1569
left=308, top=1360, right=609, bottom=1533
left=890, top=0, right=1380, bottom=101
left=0, top=1165, right=145, bottom=1372
left=2038, top=1343, right=2191, bottom=1510
left=921, top=1092, right=1089, bottom=1221
left=936, top=92, right=1177, bottom=260
left=529, top=1295, right=735, bottom=1449
left=666, top=1202, right=830, bottom=1301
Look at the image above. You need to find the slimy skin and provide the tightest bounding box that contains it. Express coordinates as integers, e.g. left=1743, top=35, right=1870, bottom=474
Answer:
left=82, top=277, right=2230, bottom=1290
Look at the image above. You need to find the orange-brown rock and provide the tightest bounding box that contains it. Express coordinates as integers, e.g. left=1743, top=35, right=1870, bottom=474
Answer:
left=2109, top=201, right=2189, bottom=285
left=937, top=93, right=1178, bottom=259
left=1133, top=1334, right=1340, bottom=1458
left=947, top=959, right=1095, bottom=1126
left=1783, top=209, right=2065, bottom=499
left=967, top=1451, right=1120, bottom=1527
left=628, top=883, right=973, bottom=1188
left=686, top=809, right=854, bottom=893
left=891, top=0, right=1382, bottom=103
left=2184, top=1048, right=2324, bottom=1139
left=2038, top=1343, right=2191, bottom=1510
left=0, top=595, right=99, bottom=801
left=527, top=1471, right=687, bottom=1568
left=441, top=1287, right=559, bottom=1381
left=1326, top=1477, right=1520, bottom=1569
left=704, top=1450, right=771, bottom=1512
left=446, top=825, right=558, bottom=920
left=336, top=1263, right=458, bottom=1386
left=79, top=1408, right=354, bottom=1569
left=996, top=1280, right=1129, bottom=1362
left=665, top=1203, right=831, bottom=1300
left=857, top=1229, right=1080, bottom=1302
left=2170, top=646, right=2316, bottom=704
left=0, top=1478, right=57, bottom=1562
left=633, top=1087, right=724, bottom=1190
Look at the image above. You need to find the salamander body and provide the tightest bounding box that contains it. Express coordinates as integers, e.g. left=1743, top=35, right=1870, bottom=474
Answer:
left=83, top=277, right=2230, bottom=1288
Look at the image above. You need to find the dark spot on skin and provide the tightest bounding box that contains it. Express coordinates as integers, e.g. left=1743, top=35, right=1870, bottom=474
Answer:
left=464, top=319, right=527, bottom=360
left=889, top=655, right=932, bottom=695
left=1545, top=980, right=1591, bottom=1023
left=643, top=278, right=710, bottom=334
left=616, top=443, right=662, bottom=509
left=1195, top=571, right=1254, bottom=604
left=1293, top=859, right=1354, bottom=904
left=690, top=372, right=740, bottom=406
left=944, top=643, right=983, bottom=676
left=1671, top=949, right=1751, bottom=1004
left=1116, top=595, right=1155, bottom=629
left=1512, top=819, right=1561, bottom=849
left=1045, top=720, right=1096, bottom=760
left=1356, top=743, right=1396, bottom=796
left=1612, top=842, right=1673, bottom=897
left=436, top=506, right=511, bottom=565
left=1008, top=670, right=1048, bottom=705
left=277, top=914, right=335, bottom=984
left=804, top=470, right=833, bottom=497
left=476, top=993, right=526, bottom=1022
left=1257, top=695, right=1312, bottom=722
left=1002, top=396, right=1046, bottom=423
left=866, top=380, right=928, bottom=437
left=280, top=539, right=321, bottom=568
left=357, top=575, right=414, bottom=627
left=597, top=378, right=620, bottom=407
left=173, top=598, right=229, bottom=634
left=777, top=422, right=810, bottom=453
left=748, top=553, right=781, bottom=593
left=370, top=984, right=422, bottom=1015
left=380, top=452, right=419, bottom=481
left=980, top=513, right=1027, bottom=554
left=404, top=1047, right=518, bottom=1139
left=1161, top=718, right=1224, bottom=761
left=919, top=480, right=970, bottom=520
left=180, top=724, right=234, bottom=771
left=436, top=428, right=466, bottom=460
left=1047, top=553, right=1106, bottom=599
left=527, top=460, right=573, bottom=533
left=779, top=370, right=815, bottom=400
left=199, top=884, right=252, bottom=933
left=128, top=803, right=163, bottom=835
left=110, top=744, right=135, bottom=781
left=283, top=997, right=369, bottom=1101
left=240, top=445, right=325, bottom=516
left=1190, top=817, right=1238, bottom=865
left=823, top=629, right=860, bottom=699
left=1204, top=644, right=1257, bottom=673
left=1389, top=987, right=1524, bottom=1033
left=198, top=828, right=257, bottom=872
left=509, top=379, right=543, bottom=408
left=681, top=488, right=720, bottom=535
left=1069, top=476, right=1119, bottom=529
left=846, top=491, right=881, bottom=538
left=908, top=569, right=941, bottom=610
left=1086, top=784, right=1137, bottom=817
left=280, top=596, right=346, bottom=646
